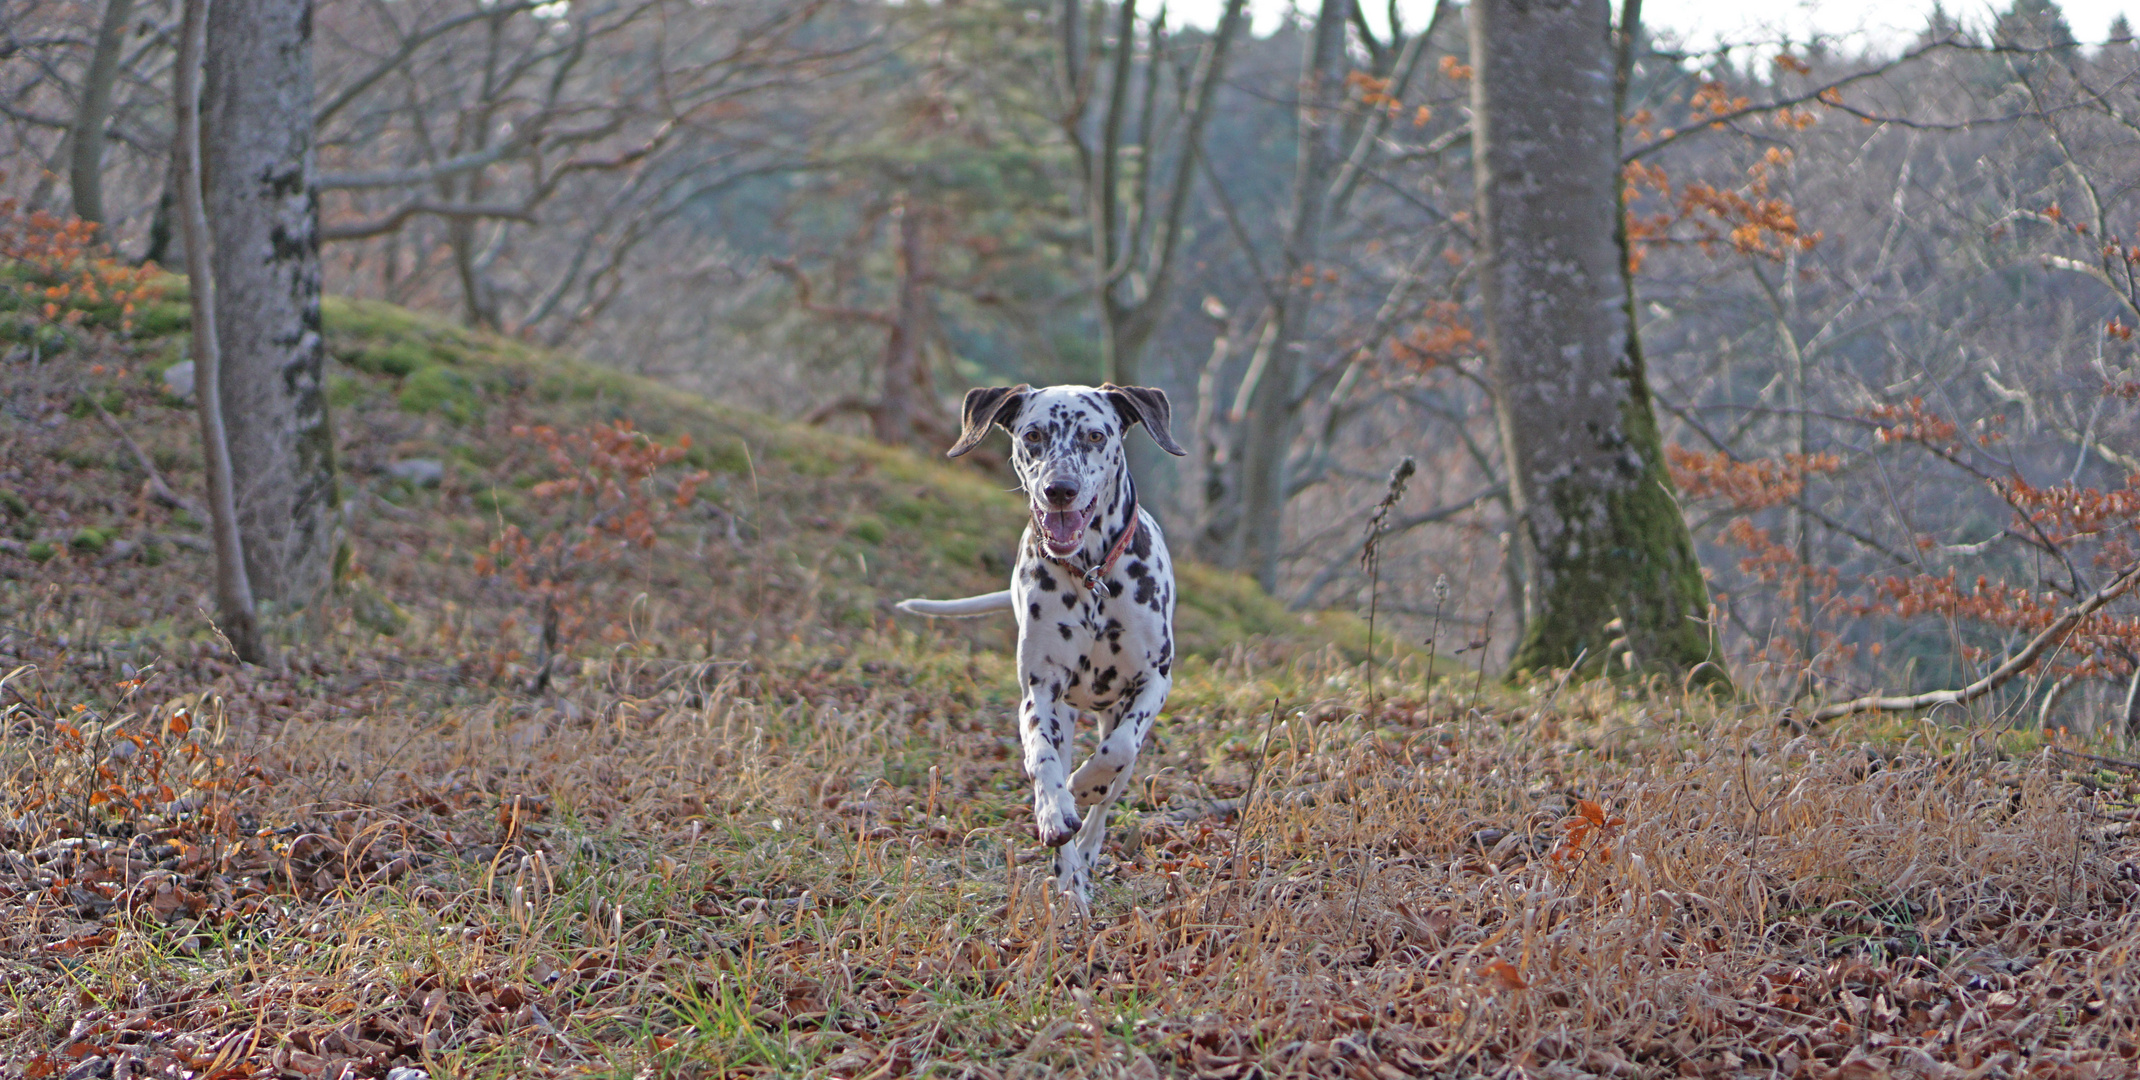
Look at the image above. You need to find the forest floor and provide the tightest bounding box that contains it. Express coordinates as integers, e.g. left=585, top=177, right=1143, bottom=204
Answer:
left=3, top=295, right=2140, bottom=1079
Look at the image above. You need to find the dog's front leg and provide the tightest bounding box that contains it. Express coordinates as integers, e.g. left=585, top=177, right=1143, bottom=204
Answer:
left=1019, top=684, right=1083, bottom=848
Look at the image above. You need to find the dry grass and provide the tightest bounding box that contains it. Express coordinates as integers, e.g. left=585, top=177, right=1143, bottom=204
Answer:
left=5, top=624, right=2140, bottom=1078
left=5, top=300, right=2140, bottom=1078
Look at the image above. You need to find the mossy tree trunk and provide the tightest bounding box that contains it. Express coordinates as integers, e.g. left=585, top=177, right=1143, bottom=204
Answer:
left=1469, top=0, right=1723, bottom=684
left=204, top=0, right=339, bottom=613
left=69, top=0, right=135, bottom=227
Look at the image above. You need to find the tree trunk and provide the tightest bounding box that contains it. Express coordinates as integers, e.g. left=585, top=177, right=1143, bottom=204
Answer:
left=143, top=154, right=178, bottom=267
left=2123, top=664, right=2140, bottom=742
left=875, top=197, right=936, bottom=447
left=1229, top=0, right=1348, bottom=592
left=203, top=0, right=338, bottom=613
left=176, top=0, right=266, bottom=663
left=1471, top=0, right=1721, bottom=683
left=70, top=0, right=135, bottom=226
left=1062, top=0, right=1246, bottom=507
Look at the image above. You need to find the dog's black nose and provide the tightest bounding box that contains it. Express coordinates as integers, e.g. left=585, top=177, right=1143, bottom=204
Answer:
left=1043, top=482, right=1079, bottom=507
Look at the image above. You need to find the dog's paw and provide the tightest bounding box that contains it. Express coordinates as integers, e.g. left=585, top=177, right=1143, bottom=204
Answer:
left=1033, top=788, right=1082, bottom=846
left=1033, top=801, right=1082, bottom=846
left=1037, top=811, right=1082, bottom=847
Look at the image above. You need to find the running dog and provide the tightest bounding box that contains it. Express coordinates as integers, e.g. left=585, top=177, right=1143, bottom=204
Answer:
left=898, top=383, right=1186, bottom=906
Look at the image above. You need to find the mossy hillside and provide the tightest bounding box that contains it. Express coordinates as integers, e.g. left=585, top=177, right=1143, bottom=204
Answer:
left=89, top=286, right=1378, bottom=661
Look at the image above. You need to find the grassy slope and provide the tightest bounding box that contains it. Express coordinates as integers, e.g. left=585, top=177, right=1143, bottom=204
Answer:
left=3, top=290, right=2139, bottom=1079
left=315, top=294, right=1384, bottom=663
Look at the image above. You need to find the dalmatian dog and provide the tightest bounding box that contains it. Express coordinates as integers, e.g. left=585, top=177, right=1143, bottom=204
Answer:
left=898, top=384, right=1186, bottom=907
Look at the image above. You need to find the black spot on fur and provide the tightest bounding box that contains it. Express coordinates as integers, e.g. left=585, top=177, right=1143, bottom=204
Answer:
left=1059, top=623, right=1073, bottom=640
left=1029, top=602, right=1042, bottom=618
left=1034, top=567, right=1058, bottom=592
left=1134, top=574, right=1158, bottom=606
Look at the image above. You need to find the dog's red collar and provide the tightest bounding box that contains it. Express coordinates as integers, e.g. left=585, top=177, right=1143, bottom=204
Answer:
left=1036, top=501, right=1140, bottom=593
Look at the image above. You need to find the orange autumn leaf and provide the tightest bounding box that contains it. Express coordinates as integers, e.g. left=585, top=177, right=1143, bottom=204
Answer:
left=1483, top=961, right=1528, bottom=991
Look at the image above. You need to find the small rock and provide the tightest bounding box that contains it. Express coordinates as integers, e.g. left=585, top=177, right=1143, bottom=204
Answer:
left=386, top=1068, right=431, bottom=1080
left=162, top=360, right=195, bottom=400
left=386, top=458, right=445, bottom=487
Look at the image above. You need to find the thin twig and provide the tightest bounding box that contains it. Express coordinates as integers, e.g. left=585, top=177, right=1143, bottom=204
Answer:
left=1466, top=610, right=1494, bottom=717
left=2051, top=747, right=2140, bottom=775
left=1361, top=457, right=1414, bottom=723
left=93, top=400, right=205, bottom=520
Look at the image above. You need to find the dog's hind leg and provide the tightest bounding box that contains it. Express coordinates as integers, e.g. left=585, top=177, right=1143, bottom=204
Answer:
left=1058, top=675, right=1170, bottom=906
left=1060, top=776, right=1120, bottom=906
left=1068, top=674, right=1168, bottom=813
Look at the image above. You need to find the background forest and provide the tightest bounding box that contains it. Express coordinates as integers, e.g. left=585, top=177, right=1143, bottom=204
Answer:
left=8, top=0, right=2140, bottom=1077
left=11, top=0, right=2140, bottom=719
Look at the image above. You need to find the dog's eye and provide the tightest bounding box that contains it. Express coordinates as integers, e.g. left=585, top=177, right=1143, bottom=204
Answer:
left=1023, top=429, right=1043, bottom=444
left=1086, top=430, right=1105, bottom=444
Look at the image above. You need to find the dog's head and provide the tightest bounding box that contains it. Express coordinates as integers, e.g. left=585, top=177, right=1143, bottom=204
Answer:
left=947, top=383, right=1186, bottom=558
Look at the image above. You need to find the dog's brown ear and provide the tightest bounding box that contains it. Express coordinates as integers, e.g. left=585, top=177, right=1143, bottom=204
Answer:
left=1101, top=384, right=1187, bottom=456
left=947, top=384, right=1031, bottom=458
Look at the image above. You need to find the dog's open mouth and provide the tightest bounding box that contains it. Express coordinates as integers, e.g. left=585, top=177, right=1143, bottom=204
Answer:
left=1036, top=504, right=1092, bottom=559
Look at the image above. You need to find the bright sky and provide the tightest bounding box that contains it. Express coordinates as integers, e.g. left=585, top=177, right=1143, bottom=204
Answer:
left=1168, top=0, right=2138, bottom=52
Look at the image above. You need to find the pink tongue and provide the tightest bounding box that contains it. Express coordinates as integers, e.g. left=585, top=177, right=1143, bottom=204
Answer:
left=1043, top=509, right=1088, bottom=551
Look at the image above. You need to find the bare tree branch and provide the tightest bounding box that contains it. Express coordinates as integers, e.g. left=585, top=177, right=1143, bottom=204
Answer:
left=1807, top=558, right=2140, bottom=725
left=322, top=200, right=534, bottom=241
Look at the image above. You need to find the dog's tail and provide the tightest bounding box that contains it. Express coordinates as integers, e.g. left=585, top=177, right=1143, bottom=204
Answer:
left=896, top=591, right=1015, bottom=618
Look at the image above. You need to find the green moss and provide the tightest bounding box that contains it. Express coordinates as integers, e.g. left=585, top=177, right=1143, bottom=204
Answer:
left=25, top=540, right=56, bottom=562
left=0, top=488, right=34, bottom=538
left=138, top=536, right=165, bottom=567
left=92, top=288, right=1380, bottom=666
left=66, top=389, right=127, bottom=419
left=326, top=374, right=366, bottom=409
left=349, top=341, right=431, bottom=377
left=398, top=366, right=480, bottom=423
left=130, top=300, right=192, bottom=340
left=69, top=527, right=109, bottom=554
left=324, top=296, right=470, bottom=352
left=880, top=496, right=938, bottom=529
left=689, top=440, right=753, bottom=476
left=50, top=447, right=107, bottom=470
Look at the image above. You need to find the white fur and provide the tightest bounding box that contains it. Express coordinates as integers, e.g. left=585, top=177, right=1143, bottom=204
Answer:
left=899, top=385, right=1182, bottom=909
left=895, top=591, right=1014, bottom=618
